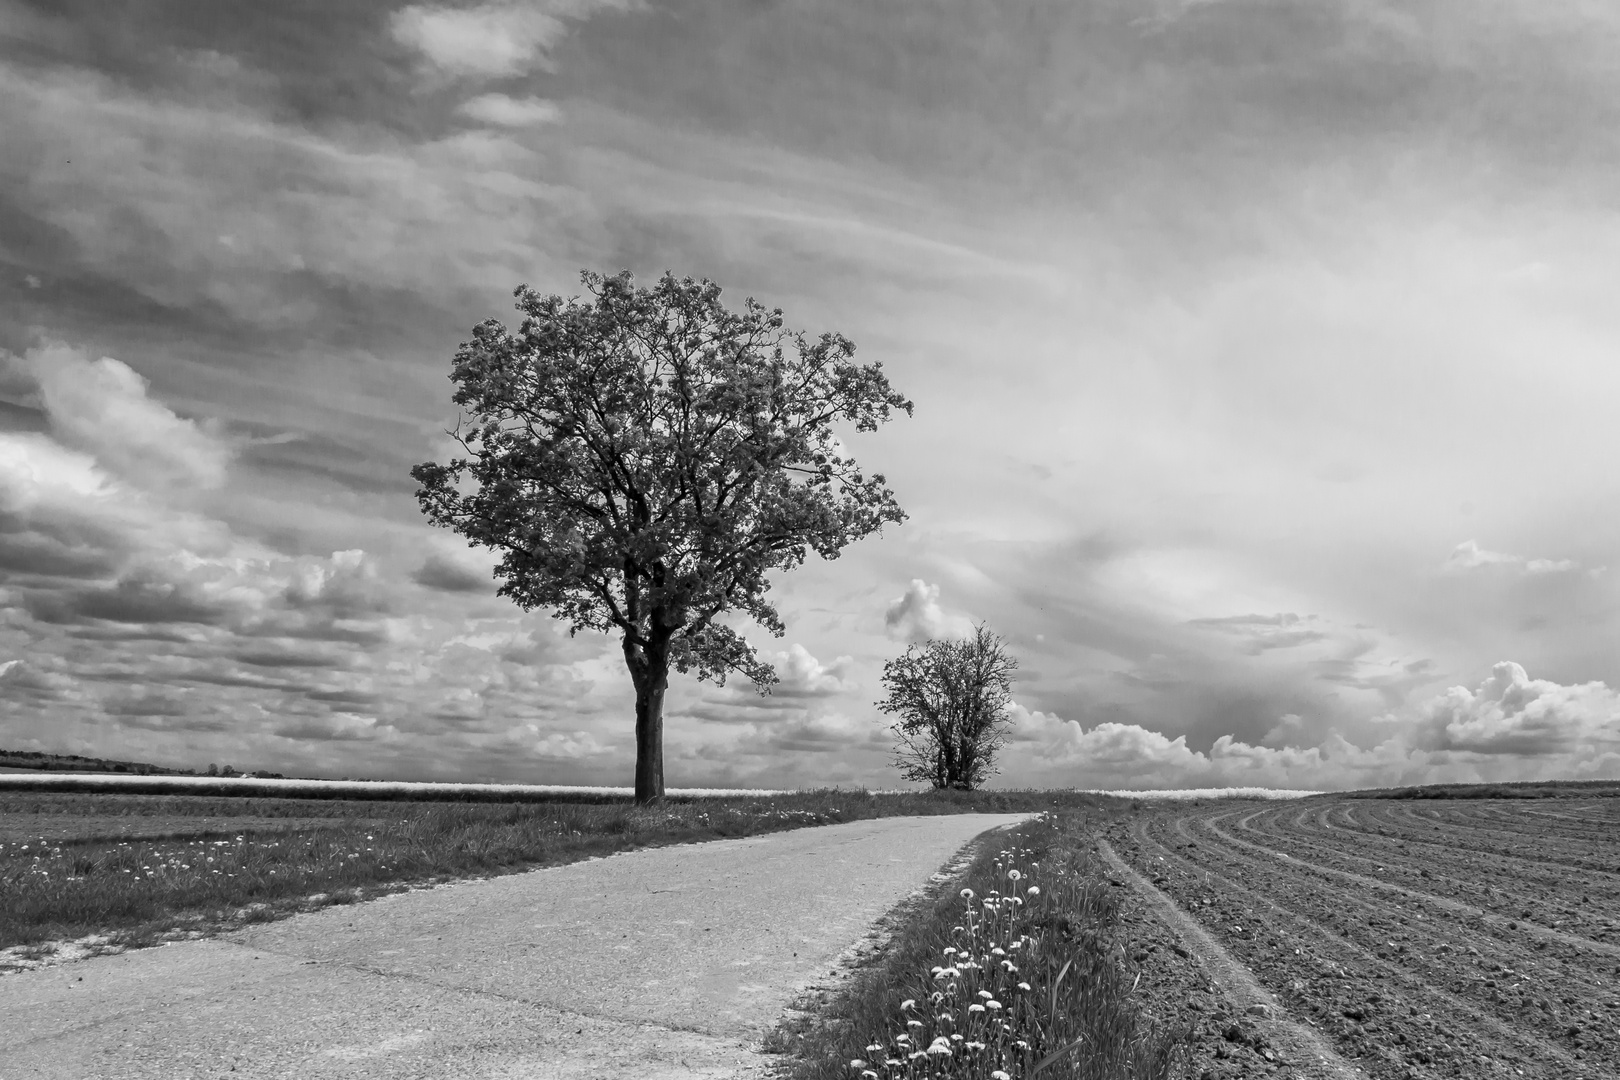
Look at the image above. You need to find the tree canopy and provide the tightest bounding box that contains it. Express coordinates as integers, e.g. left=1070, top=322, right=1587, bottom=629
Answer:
left=878, top=623, right=1018, bottom=791
left=412, top=269, right=911, bottom=802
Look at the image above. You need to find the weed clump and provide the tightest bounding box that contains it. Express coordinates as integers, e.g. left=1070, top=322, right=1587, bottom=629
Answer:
left=777, top=813, right=1185, bottom=1080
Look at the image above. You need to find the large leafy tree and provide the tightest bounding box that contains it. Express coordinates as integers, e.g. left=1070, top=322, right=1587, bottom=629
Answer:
left=878, top=623, right=1018, bottom=791
left=412, top=270, right=911, bottom=803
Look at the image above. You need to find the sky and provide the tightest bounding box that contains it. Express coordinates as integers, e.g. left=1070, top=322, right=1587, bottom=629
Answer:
left=2, top=0, right=1618, bottom=791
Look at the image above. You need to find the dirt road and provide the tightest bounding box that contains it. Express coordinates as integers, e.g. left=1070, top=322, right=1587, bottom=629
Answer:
left=3, top=812, right=1032, bottom=1079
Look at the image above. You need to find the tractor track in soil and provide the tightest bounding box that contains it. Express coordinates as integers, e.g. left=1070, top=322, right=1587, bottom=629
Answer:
left=1102, top=796, right=1620, bottom=1080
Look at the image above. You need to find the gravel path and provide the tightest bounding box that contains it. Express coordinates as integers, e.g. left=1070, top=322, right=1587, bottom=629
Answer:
left=3, top=813, right=1032, bottom=1079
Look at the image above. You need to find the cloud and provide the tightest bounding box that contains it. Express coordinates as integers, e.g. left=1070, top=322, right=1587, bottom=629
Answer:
left=883, top=579, right=974, bottom=642
left=457, top=93, right=563, bottom=127
left=770, top=643, right=855, bottom=699
left=1415, top=661, right=1620, bottom=756
left=413, top=550, right=494, bottom=593
left=1187, top=611, right=1329, bottom=653
left=17, top=343, right=232, bottom=491
left=1442, top=539, right=1576, bottom=575
left=272, top=712, right=395, bottom=743
left=390, top=0, right=635, bottom=79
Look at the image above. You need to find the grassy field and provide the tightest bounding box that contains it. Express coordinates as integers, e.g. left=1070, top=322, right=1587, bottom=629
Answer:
left=0, top=786, right=1102, bottom=959
left=766, top=809, right=1186, bottom=1080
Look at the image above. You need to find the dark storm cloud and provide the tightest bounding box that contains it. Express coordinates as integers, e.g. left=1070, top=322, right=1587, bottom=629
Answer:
left=272, top=715, right=385, bottom=742
left=116, top=711, right=234, bottom=733
left=102, top=692, right=191, bottom=717
left=233, top=648, right=352, bottom=670
left=305, top=687, right=382, bottom=707
left=0, top=529, right=119, bottom=579
left=412, top=552, right=491, bottom=593
left=63, top=577, right=227, bottom=626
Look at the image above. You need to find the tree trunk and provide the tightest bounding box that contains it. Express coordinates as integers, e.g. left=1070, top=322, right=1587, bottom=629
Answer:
left=626, top=633, right=670, bottom=805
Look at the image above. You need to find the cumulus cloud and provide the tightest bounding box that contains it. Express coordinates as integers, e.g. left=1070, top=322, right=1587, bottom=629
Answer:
left=16, top=343, right=232, bottom=490
left=1442, top=539, right=1576, bottom=575
left=457, top=93, right=563, bottom=127
left=995, top=659, right=1620, bottom=792
left=1415, top=661, right=1620, bottom=755
left=769, top=644, right=855, bottom=699
left=883, top=579, right=975, bottom=642
left=391, top=0, right=635, bottom=79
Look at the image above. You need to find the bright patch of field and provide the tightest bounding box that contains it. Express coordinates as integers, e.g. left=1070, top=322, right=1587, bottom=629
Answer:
left=1082, top=787, right=1321, bottom=801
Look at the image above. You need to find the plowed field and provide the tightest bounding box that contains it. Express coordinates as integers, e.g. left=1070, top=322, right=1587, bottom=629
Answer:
left=1105, top=797, right=1620, bottom=1080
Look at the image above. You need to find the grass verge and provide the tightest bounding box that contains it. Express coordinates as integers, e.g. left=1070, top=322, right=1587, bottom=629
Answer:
left=0, top=787, right=1107, bottom=957
left=765, top=810, right=1187, bottom=1080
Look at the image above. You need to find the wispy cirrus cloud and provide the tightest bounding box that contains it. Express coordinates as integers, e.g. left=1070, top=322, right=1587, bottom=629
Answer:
left=1442, top=539, right=1577, bottom=575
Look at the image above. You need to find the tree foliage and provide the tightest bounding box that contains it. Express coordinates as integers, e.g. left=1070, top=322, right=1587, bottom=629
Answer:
left=878, top=623, right=1018, bottom=791
left=411, top=269, right=911, bottom=802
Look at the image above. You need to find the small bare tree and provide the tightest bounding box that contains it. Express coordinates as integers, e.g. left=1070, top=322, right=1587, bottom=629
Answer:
left=878, top=623, right=1018, bottom=791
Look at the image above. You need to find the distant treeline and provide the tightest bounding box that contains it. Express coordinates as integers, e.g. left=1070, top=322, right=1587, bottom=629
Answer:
left=0, top=750, right=285, bottom=779
left=1343, top=779, right=1620, bottom=800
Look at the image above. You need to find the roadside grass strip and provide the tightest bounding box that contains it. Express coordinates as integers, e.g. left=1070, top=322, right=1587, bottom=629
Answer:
left=0, top=788, right=1108, bottom=959
left=771, top=812, right=1185, bottom=1080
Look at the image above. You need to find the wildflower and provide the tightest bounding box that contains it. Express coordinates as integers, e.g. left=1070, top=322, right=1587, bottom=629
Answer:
left=849, top=1059, right=867, bottom=1070
left=965, top=1040, right=987, bottom=1051
left=900, top=998, right=916, bottom=1011
left=991, top=947, right=1005, bottom=956
left=866, top=1044, right=884, bottom=1054
left=926, top=1037, right=952, bottom=1057
left=1027, top=886, right=1040, bottom=896
left=1008, top=869, right=1022, bottom=881
left=908, top=1050, right=927, bottom=1061
left=1018, top=982, right=1032, bottom=992
left=968, top=1004, right=985, bottom=1014
left=894, top=1035, right=910, bottom=1045
left=862, top=1073, right=879, bottom=1080
left=992, top=1071, right=1013, bottom=1080
left=907, top=1020, right=923, bottom=1030
left=1002, top=961, right=1018, bottom=973
left=960, top=888, right=974, bottom=900
left=985, top=1000, right=1002, bottom=1011
left=978, top=990, right=994, bottom=1000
